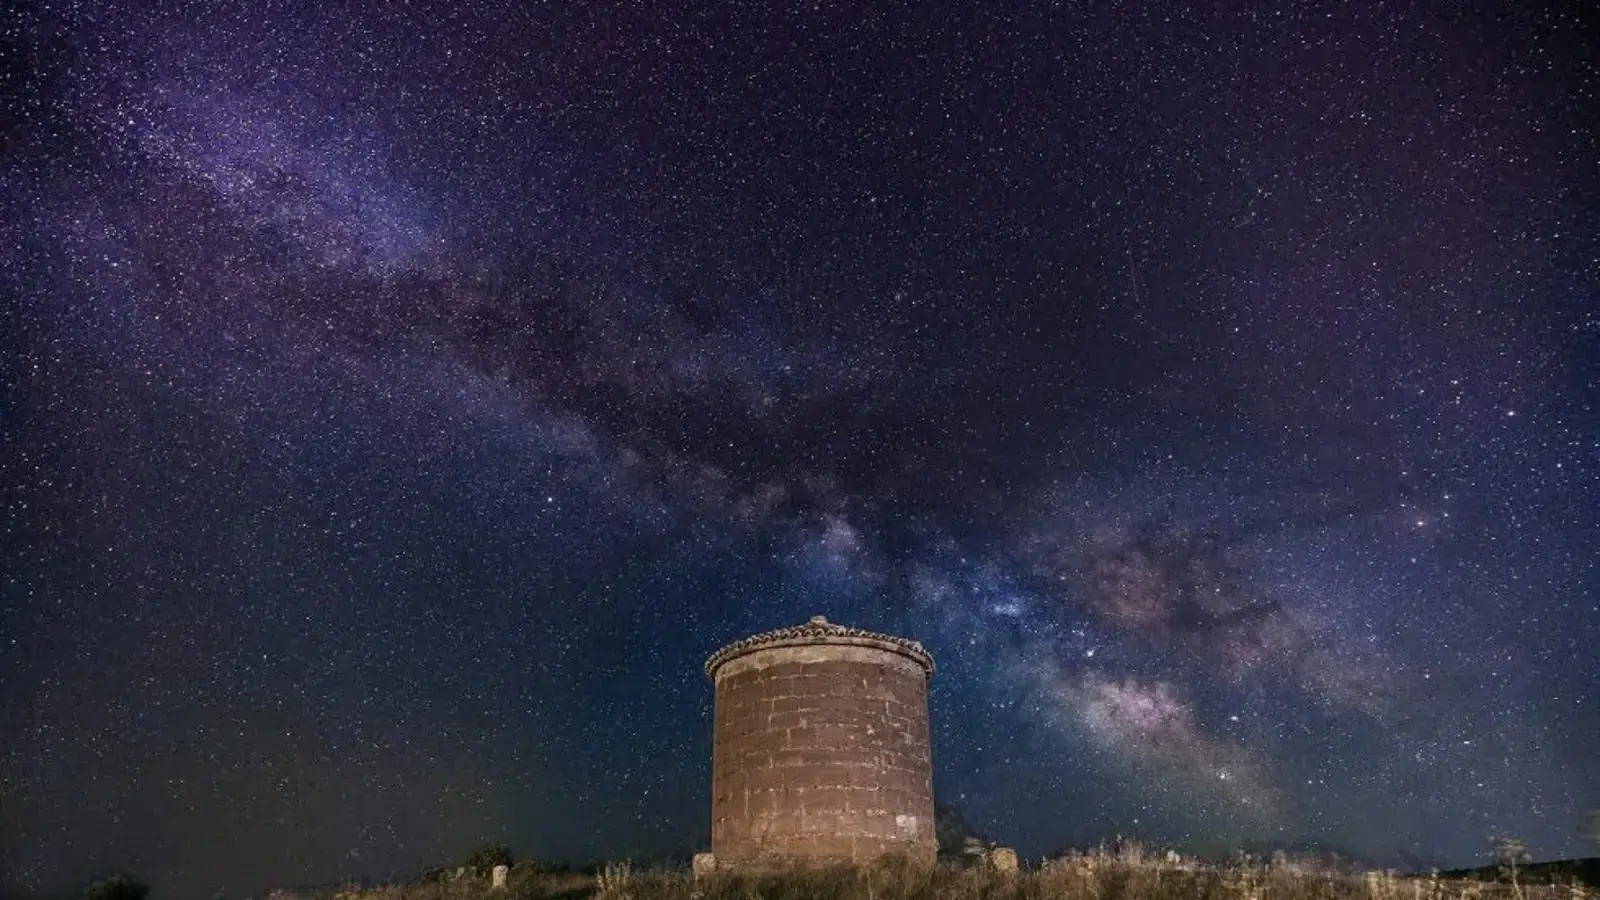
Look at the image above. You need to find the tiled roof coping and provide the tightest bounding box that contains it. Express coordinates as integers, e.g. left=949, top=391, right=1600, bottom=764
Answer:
left=705, top=615, right=934, bottom=679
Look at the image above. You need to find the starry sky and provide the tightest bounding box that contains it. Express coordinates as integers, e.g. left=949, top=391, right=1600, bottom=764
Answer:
left=2, top=1, right=1597, bottom=897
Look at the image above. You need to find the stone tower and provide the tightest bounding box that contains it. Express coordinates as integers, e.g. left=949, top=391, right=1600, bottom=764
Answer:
left=705, top=615, right=936, bottom=869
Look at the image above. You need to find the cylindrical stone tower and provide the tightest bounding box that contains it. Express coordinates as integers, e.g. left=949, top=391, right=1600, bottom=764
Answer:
left=705, top=615, right=936, bottom=869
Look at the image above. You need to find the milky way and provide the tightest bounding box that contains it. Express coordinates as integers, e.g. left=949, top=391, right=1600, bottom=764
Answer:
left=3, top=2, right=1596, bottom=898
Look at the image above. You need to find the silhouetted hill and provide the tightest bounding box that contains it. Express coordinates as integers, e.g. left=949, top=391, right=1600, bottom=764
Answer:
left=1439, top=858, right=1600, bottom=888
left=1229, top=840, right=1451, bottom=874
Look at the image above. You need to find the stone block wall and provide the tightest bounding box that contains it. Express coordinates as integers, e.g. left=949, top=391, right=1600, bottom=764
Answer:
left=710, top=643, right=935, bottom=868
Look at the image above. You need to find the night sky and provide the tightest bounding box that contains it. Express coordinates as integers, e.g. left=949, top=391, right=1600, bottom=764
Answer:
left=3, top=1, right=1597, bottom=897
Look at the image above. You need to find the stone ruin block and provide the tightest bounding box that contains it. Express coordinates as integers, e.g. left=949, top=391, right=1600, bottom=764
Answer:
left=693, top=852, right=717, bottom=880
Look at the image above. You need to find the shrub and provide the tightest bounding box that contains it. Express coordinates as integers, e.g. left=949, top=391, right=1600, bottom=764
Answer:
left=82, top=874, right=150, bottom=900
left=464, top=844, right=516, bottom=875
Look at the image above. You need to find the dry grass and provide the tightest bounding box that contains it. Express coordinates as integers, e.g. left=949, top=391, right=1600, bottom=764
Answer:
left=317, top=849, right=1593, bottom=900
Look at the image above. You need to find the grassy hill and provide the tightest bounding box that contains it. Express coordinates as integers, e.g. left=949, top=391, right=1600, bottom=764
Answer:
left=265, top=848, right=1600, bottom=900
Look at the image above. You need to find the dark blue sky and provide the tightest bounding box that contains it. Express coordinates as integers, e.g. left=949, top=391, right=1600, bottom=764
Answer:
left=3, top=1, right=1596, bottom=898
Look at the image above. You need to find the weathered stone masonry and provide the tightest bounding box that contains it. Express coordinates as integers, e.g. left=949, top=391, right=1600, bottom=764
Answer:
left=705, top=616, right=936, bottom=869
